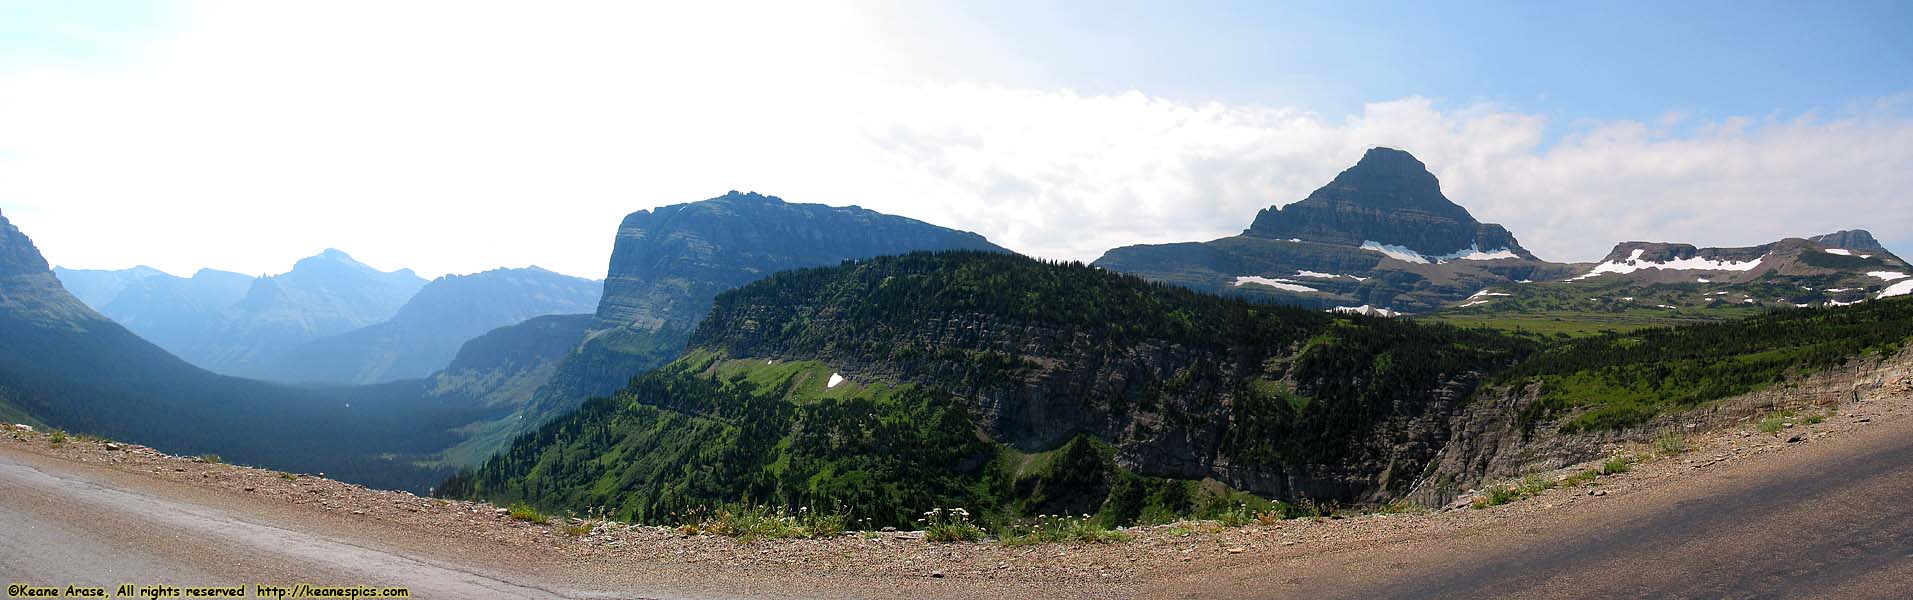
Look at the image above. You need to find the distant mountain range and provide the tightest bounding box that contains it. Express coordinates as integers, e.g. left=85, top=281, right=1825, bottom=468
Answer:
left=249, top=267, right=600, bottom=384
left=56, top=252, right=599, bottom=384
left=2, top=210, right=483, bottom=491
left=9, top=150, right=1909, bottom=517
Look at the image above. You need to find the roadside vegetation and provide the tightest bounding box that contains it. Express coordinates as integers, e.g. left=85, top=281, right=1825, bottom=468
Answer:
left=1502, top=297, right=1913, bottom=432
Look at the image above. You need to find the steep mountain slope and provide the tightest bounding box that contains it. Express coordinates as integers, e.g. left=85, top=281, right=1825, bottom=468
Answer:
left=1431, top=232, right=1913, bottom=334
left=419, top=313, right=597, bottom=466
left=252, top=267, right=600, bottom=384
left=455, top=251, right=1528, bottom=526
left=1095, top=148, right=1578, bottom=313
left=0, top=211, right=479, bottom=491
left=444, top=191, right=1009, bottom=465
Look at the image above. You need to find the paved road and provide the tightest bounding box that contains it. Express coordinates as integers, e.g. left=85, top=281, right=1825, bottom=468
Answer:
left=0, top=447, right=617, bottom=599
left=1144, top=414, right=1913, bottom=599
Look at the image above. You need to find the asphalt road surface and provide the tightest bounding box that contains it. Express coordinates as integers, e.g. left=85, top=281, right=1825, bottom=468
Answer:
left=1143, top=413, right=1913, bottom=599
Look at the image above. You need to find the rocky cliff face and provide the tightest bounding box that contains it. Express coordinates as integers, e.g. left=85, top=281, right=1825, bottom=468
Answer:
left=461, top=252, right=1523, bottom=524
left=1247, top=148, right=1535, bottom=260
left=683, top=252, right=1514, bottom=503
left=1096, top=148, right=1573, bottom=313
left=442, top=192, right=1010, bottom=466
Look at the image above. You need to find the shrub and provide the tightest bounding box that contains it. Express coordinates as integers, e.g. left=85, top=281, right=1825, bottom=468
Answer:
left=1653, top=431, right=1689, bottom=455
left=920, top=508, right=986, bottom=542
left=48, top=431, right=66, bottom=445
left=507, top=502, right=550, bottom=525
left=995, top=514, right=1129, bottom=546
left=1757, top=409, right=1797, bottom=434
left=196, top=454, right=222, bottom=464
left=1471, top=484, right=1524, bottom=508
left=679, top=505, right=848, bottom=541
left=277, top=472, right=297, bottom=480
left=1601, top=455, right=1633, bottom=475
left=563, top=521, right=593, bottom=537
left=1560, top=470, right=1599, bottom=487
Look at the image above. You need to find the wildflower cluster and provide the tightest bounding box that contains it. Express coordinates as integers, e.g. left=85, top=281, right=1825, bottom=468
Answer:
left=920, top=507, right=986, bottom=542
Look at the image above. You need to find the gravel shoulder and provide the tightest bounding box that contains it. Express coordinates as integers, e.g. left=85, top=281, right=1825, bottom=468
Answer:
left=4, top=374, right=1909, bottom=600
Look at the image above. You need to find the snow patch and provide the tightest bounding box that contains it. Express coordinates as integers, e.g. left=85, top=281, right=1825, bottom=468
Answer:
left=1868, top=271, right=1909, bottom=282
left=827, top=373, right=845, bottom=388
left=1879, top=280, right=1913, bottom=299
left=1330, top=305, right=1402, bottom=317
left=1656, top=304, right=1678, bottom=310
left=1293, top=270, right=1369, bottom=282
left=1232, top=276, right=1318, bottom=293
left=1439, top=245, right=1520, bottom=261
left=1458, top=300, right=1492, bottom=308
left=1360, top=241, right=1429, bottom=264
left=1822, top=249, right=1874, bottom=259
left=1828, top=298, right=1864, bottom=307
left=1359, top=241, right=1520, bottom=264
left=1571, top=250, right=1767, bottom=280
left=1696, top=278, right=1711, bottom=283
left=1467, top=289, right=1512, bottom=300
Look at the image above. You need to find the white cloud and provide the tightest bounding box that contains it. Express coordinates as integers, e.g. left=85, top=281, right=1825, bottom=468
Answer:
left=1, top=2, right=1909, bottom=279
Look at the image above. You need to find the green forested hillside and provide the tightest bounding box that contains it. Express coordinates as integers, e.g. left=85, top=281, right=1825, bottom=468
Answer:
left=1504, top=296, right=1913, bottom=432
left=452, top=251, right=1531, bottom=527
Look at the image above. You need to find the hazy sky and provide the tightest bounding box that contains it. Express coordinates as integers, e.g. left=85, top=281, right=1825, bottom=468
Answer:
left=2, top=0, right=1909, bottom=279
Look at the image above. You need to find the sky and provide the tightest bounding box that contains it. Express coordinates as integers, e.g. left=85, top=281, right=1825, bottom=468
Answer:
left=1, top=0, right=1909, bottom=279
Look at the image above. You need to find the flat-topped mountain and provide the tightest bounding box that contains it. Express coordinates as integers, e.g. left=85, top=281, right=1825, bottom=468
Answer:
left=441, top=191, right=1011, bottom=466
left=1095, top=148, right=1575, bottom=313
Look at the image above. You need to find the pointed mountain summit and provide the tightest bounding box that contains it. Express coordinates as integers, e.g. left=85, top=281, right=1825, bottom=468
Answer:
left=1094, top=149, right=1573, bottom=313
left=1247, top=147, right=1535, bottom=260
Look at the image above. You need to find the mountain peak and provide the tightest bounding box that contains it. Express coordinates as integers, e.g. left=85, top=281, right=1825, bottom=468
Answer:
left=1244, top=148, right=1534, bottom=260
left=1352, top=146, right=1432, bottom=177
left=0, top=211, right=52, bottom=277
left=1808, top=229, right=1886, bottom=253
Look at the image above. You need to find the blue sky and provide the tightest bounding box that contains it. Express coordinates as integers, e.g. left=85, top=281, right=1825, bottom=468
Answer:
left=864, top=1, right=1912, bottom=125
left=0, top=1, right=1908, bottom=277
